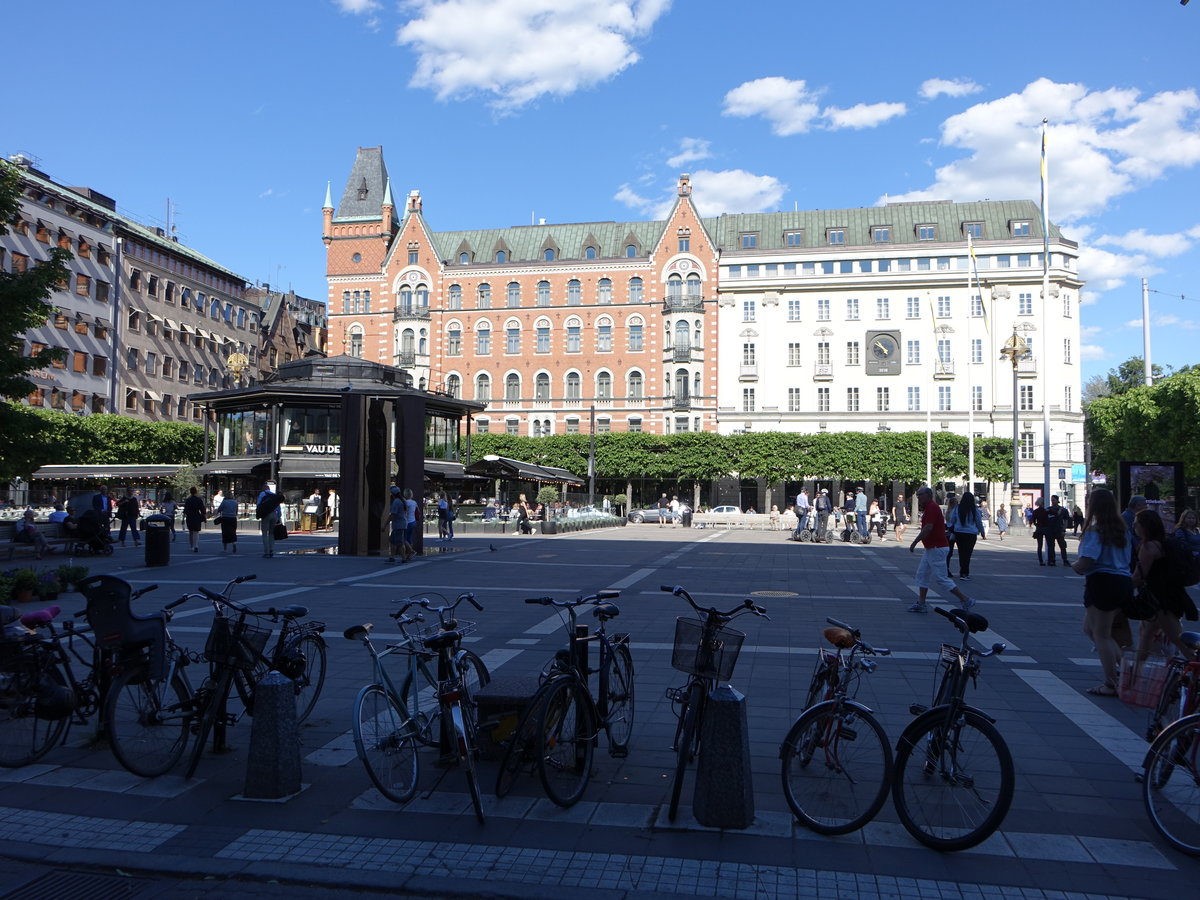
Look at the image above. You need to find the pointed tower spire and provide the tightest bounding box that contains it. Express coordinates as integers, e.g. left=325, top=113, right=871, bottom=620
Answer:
left=323, top=180, right=333, bottom=210
left=382, top=178, right=394, bottom=209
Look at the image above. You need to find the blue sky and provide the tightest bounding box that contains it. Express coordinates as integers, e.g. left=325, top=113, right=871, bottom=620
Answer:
left=7, top=1, right=1199, bottom=384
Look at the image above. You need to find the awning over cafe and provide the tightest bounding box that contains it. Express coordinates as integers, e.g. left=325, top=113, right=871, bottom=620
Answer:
left=463, top=455, right=583, bottom=486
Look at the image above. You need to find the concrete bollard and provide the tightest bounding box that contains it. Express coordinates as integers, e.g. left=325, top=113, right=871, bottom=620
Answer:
left=243, top=670, right=302, bottom=799
left=692, top=684, right=754, bottom=829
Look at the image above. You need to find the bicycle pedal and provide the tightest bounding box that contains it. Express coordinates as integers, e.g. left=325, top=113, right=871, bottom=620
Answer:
left=837, top=727, right=858, bottom=741
left=909, top=703, right=928, bottom=716
left=609, top=746, right=629, bottom=759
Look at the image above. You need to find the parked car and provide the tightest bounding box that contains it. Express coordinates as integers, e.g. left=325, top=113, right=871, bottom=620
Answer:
left=627, top=505, right=688, bottom=524
left=709, top=505, right=742, bottom=514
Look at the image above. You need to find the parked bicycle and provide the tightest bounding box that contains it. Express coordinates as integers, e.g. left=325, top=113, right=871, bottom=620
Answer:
left=780, top=617, right=892, bottom=834
left=1140, top=631, right=1200, bottom=856
left=892, top=606, right=1013, bottom=851
left=344, top=594, right=490, bottom=805
left=660, top=584, right=768, bottom=822
left=495, top=590, right=634, bottom=807
left=1144, top=632, right=1200, bottom=742
left=232, top=603, right=327, bottom=724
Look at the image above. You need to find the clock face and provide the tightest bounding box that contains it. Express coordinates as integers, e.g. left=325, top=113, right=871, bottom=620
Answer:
left=871, top=334, right=898, bottom=360
left=866, top=331, right=901, bottom=375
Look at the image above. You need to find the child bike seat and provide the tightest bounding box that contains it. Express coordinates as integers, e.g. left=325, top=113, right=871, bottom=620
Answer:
left=78, top=575, right=168, bottom=680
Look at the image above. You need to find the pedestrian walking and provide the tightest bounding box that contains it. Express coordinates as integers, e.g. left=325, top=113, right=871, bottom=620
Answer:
left=657, top=493, right=670, bottom=527
left=893, top=493, right=909, bottom=542
left=115, top=490, right=142, bottom=547
left=183, top=486, right=206, bottom=553
left=1047, top=494, right=1071, bottom=566
left=255, top=481, right=283, bottom=558
left=386, top=486, right=407, bottom=563
left=215, top=493, right=240, bottom=553
left=979, top=500, right=991, bottom=539
left=949, top=492, right=985, bottom=579
left=1071, top=488, right=1132, bottom=696
left=944, top=494, right=959, bottom=576
left=814, top=488, right=832, bottom=541
left=92, top=485, right=113, bottom=541
left=995, top=504, right=1008, bottom=541
left=907, top=486, right=976, bottom=613
left=325, top=488, right=339, bottom=529
left=854, top=487, right=869, bottom=540
left=1032, top=496, right=1053, bottom=566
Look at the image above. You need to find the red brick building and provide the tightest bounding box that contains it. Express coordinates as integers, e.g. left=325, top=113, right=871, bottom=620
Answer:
left=324, top=146, right=717, bottom=435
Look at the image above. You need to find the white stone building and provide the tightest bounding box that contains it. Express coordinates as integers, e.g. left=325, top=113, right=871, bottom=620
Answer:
left=712, top=200, right=1085, bottom=507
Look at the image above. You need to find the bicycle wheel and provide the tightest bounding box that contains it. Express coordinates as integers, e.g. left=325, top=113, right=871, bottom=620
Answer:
left=0, top=658, right=69, bottom=768
left=781, top=700, right=892, bottom=835
left=104, top=666, right=191, bottom=778
left=1143, top=714, right=1200, bottom=854
left=535, top=677, right=595, bottom=808
left=496, top=686, right=550, bottom=798
left=185, top=668, right=234, bottom=779
left=285, top=634, right=327, bottom=723
left=892, top=708, right=1014, bottom=851
left=400, top=650, right=488, bottom=748
left=353, top=684, right=418, bottom=804
left=447, top=698, right=485, bottom=823
left=604, top=644, right=635, bottom=752
left=668, top=681, right=705, bottom=822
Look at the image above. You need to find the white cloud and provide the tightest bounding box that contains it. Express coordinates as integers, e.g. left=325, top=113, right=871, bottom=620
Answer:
left=884, top=78, right=1200, bottom=222
left=616, top=169, right=786, bottom=219
left=722, top=76, right=905, bottom=135
left=919, top=78, right=982, bottom=100
left=394, top=0, right=672, bottom=110
left=1093, top=227, right=1200, bottom=258
left=334, top=0, right=380, bottom=12
left=1080, top=344, right=1109, bottom=361
left=1076, top=245, right=1162, bottom=292
left=666, top=138, right=712, bottom=169
left=258, top=188, right=274, bottom=199
left=1124, top=313, right=1199, bottom=330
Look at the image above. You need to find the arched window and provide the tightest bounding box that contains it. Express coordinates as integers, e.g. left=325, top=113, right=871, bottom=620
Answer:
left=535, top=372, right=550, bottom=400
left=567, top=279, right=581, bottom=305
left=349, top=326, right=363, bottom=358
left=628, top=370, right=643, bottom=399
left=693, top=372, right=701, bottom=395
left=401, top=328, right=416, bottom=354
left=446, top=374, right=461, bottom=397
left=448, top=284, right=462, bottom=310
left=686, top=273, right=702, bottom=298
left=626, top=244, right=637, bottom=258
left=596, top=316, right=613, bottom=352
left=535, top=318, right=551, bottom=353
left=536, top=280, right=551, bottom=306
left=459, top=251, right=470, bottom=264
left=506, top=282, right=521, bottom=307
left=694, top=319, right=702, bottom=346
left=416, top=285, right=429, bottom=307
left=598, top=278, right=612, bottom=305
left=476, top=323, right=491, bottom=355
left=585, top=246, right=597, bottom=260
left=565, top=372, right=581, bottom=399
left=597, top=371, right=612, bottom=399
left=496, top=250, right=507, bottom=263
left=477, top=283, right=491, bottom=308
left=628, top=277, right=643, bottom=303
left=674, top=368, right=689, bottom=400
left=475, top=373, right=491, bottom=402
left=667, top=274, right=683, bottom=299
left=399, top=287, right=413, bottom=314
left=544, top=248, right=555, bottom=261
left=419, top=334, right=427, bottom=354
left=505, top=373, right=520, bottom=401
left=675, top=320, right=690, bottom=349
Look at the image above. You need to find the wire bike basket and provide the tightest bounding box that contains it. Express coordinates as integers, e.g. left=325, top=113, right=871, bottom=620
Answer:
left=204, top=615, right=270, bottom=671
left=671, top=617, right=745, bottom=681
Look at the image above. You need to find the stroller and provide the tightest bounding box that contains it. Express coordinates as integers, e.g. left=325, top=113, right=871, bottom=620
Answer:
left=71, top=509, right=114, bottom=556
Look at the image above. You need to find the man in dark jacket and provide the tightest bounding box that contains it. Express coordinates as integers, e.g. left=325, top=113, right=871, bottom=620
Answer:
left=814, top=489, right=833, bottom=542
left=1047, top=494, right=1070, bottom=566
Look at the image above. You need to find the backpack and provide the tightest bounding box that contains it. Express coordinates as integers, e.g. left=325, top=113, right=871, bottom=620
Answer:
left=1165, top=534, right=1200, bottom=588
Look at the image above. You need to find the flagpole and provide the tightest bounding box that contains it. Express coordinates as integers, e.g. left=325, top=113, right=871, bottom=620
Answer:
left=966, top=233, right=976, bottom=493
left=1040, top=119, right=1052, bottom=502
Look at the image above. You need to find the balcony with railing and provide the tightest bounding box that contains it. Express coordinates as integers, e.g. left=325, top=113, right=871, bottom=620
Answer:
left=933, top=359, right=955, bottom=379
left=739, top=363, right=758, bottom=381
left=668, top=394, right=692, bottom=411
left=662, top=296, right=705, bottom=313
left=397, top=351, right=417, bottom=367
left=394, top=305, right=431, bottom=321
left=665, top=345, right=697, bottom=363
left=813, top=363, right=833, bottom=381
left=1017, top=356, right=1038, bottom=377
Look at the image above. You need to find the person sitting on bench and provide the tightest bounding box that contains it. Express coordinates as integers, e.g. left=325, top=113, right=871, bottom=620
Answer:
left=12, top=510, right=54, bottom=559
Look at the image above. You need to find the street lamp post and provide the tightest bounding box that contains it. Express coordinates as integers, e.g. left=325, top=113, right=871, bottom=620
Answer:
left=999, top=328, right=1028, bottom=496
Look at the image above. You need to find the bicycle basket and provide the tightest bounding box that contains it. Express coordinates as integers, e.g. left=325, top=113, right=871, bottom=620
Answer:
left=1117, top=651, right=1172, bottom=709
left=671, top=617, right=745, bottom=680
left=414, top=620, right=476, bottom=641
left=204, top=615, right=271, bottom=671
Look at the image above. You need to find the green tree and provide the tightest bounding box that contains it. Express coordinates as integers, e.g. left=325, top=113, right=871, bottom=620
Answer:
left=1086, top=369, right=1200, bottom=483
left=1104, top=357, right=1162, bottom=396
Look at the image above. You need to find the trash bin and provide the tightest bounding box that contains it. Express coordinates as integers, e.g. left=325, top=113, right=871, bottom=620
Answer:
left=681, top=508, right=693, bottom=528
left=143, top=513, right=171, bottom=567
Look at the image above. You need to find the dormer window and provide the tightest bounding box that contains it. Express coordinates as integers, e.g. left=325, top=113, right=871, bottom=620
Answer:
left=585, top=246, right=597, bottom=259
left=357, top=178, right=369, bottom=200
left=871, top=226, right=891, bottom=243
left=917, top=224, right=937, bottom=241
left=496, top=250, right=507, bottom=263
left=544, top=248, right=555, bottom=261
left=1010, top=220, right=1031, bottom=237
left=827, top=229, right=846, bottom=245
left=963, top=222, right=984, bottom=239
left=459, top=252, right=469, bottom=264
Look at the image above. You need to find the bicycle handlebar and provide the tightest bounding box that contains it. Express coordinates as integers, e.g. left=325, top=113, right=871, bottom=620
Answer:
left=523, top=589, right=620, bottom=609
left=196, top=574, right=258, bottom=613
left=660, top=584, right=769, bottom=621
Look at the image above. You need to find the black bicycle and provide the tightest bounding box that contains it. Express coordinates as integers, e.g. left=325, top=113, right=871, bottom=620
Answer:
left=892, top=606, right=1013, bottom=851
left=660, top=584, right=767, bottom=821
left=495, top=590, right=634, bottom=807
left=780, top=617, right=892, bottom=834
left=232, top=603, right=327, bottom=724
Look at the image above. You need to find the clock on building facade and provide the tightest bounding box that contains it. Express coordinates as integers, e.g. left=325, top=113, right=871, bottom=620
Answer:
left=865, top=330, right=901, bottom=375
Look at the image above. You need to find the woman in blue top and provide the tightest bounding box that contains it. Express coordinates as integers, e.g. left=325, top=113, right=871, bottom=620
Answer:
left=1071, top=488, right=1132, bottom=696
left=948, top=492, right=985, bottom=579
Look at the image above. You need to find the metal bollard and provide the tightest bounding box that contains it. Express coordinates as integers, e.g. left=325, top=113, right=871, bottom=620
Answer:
left=692, top=684, right=754, bottom=829
left=243, top=670, right=302, bottom=799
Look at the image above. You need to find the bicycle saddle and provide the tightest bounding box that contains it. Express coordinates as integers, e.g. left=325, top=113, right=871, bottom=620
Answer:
left=277, top=605, right=308, bottom=618
left=343, top=623, right=372, bottom=641
left=949, top=609, right=990, bottom=633
left=592, top=601, right=620, bottom=621
left=823, top=626, right=855, bottom=649
left=423, top=630, right=461, bottom=652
